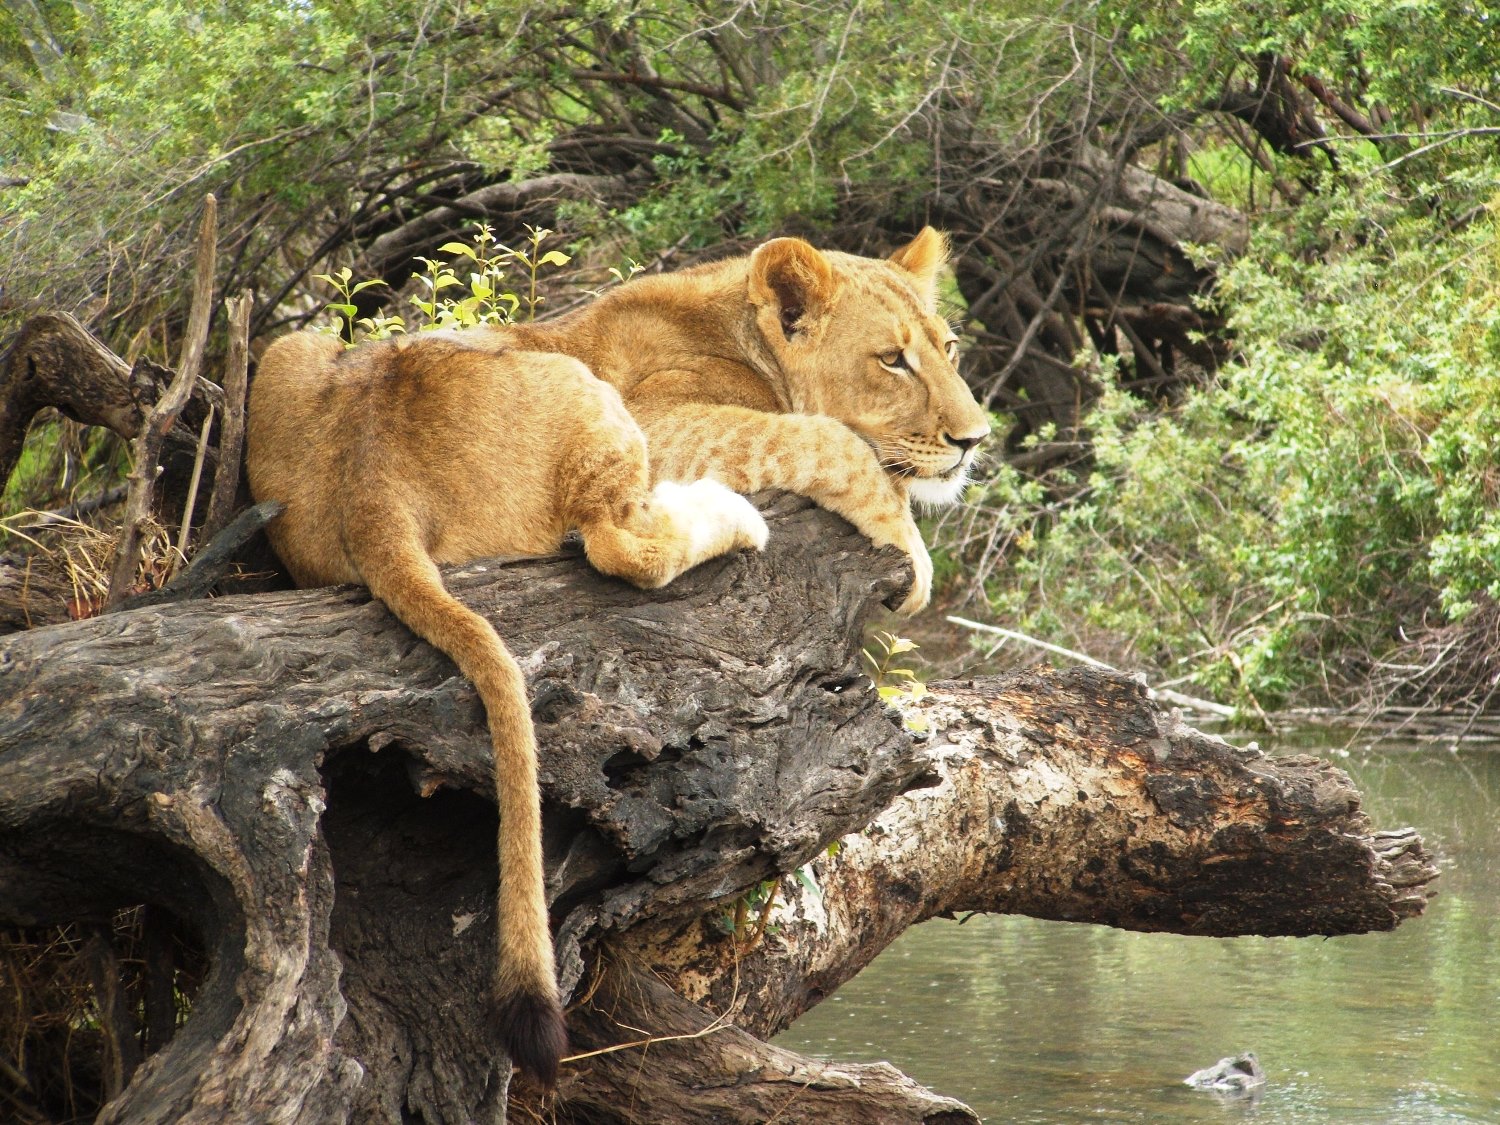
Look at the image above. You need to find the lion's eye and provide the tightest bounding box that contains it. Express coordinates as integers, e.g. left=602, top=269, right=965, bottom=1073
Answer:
left=878, top=350, right=911, bottom=373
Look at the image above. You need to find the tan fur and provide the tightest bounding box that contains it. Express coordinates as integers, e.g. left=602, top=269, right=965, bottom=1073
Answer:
left=245, top=227, right=986, bottom=1084
left=495, top=226, right=990, bottom=614
left=245, top=331, right=767, bottom=1085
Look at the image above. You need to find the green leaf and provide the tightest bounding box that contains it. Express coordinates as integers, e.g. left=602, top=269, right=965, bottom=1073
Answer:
left=438, top=242, right=478, bottom=259
left=538, top=249, right=572, bottom=267
left=793, top=865, right=822, bottom=899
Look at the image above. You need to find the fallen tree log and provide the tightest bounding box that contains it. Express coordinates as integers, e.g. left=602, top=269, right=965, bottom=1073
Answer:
left=615, top=672, right=1435, bottom=1052
left=0, top=495, right=1436, bottom=1124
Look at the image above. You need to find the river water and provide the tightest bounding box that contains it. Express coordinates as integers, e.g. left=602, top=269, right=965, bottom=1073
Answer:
left=776, top=735, right=1500, bottom=1122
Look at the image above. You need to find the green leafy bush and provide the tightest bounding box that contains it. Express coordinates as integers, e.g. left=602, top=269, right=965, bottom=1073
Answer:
left=315, top=225, right=570, bottom=343
left=972, top=186, right=1500, bottom=710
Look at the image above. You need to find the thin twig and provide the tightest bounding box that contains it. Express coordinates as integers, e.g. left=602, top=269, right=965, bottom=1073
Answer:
left=105, top=193, right=218, bottom=607
left=201, top=289, right=254, bottom=541
left=946, top=615, right=1237, bottom=718
left=557, top=1012, right=734, bottom=1065
left=174, top=406, right=216, bottom=567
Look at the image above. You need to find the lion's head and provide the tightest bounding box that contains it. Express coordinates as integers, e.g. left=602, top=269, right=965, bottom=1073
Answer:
left=746, top=227, right=990, bottom=505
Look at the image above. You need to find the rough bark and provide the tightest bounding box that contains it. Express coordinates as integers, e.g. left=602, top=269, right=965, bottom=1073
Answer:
left=1, top=495, right=918, bottom=1123
left=0, top=314, right=223, bottom=497
left=623, top=673, right=1435, bottom=1046
left=0, top=494, right=1435, bottom=1124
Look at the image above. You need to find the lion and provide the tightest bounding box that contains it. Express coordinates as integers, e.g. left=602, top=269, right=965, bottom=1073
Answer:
left=246, top=334, right=769, bottom=1085
left=245, top=227, right=988, bottom=1087
left=495, top=225, right=990, bottom=615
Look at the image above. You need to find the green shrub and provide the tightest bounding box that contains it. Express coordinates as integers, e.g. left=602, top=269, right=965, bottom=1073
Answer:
left=966, top=187, right=1500, bottom=710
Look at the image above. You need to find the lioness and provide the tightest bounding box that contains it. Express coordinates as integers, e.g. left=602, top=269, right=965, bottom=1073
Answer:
left=246, top=227, right=988, bottom=1087
left=495, top=225, right=990, bottom=615
left=246, top=335, right=768, bottom=1085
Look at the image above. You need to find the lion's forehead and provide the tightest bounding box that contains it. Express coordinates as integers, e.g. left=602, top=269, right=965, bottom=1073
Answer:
left=829, top=265, right=949, bottom=346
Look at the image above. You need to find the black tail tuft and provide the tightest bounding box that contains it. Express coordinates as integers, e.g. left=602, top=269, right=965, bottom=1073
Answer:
left=490, top=987, right=569, bottom=1088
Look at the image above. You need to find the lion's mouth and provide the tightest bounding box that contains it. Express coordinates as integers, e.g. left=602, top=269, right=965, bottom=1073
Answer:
left=854, top=432, right=973, bottom=483
left=878, top=455, right=968, bottom=482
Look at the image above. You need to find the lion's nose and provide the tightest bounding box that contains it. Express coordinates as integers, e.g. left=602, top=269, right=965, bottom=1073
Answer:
left=943, top=430, right=987, bottom=454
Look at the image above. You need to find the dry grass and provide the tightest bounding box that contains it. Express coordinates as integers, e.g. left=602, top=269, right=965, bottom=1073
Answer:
left=0, top=508, right=180, bottom=625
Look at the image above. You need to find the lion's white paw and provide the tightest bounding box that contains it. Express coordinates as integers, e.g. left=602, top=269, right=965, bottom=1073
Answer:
left=652, top=479, right=769, bottom=557
left=686, top=479, right=769, bottom=551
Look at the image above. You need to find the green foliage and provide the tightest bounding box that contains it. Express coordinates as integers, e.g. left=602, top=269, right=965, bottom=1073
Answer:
left=977, top=186, right=1500, bottom=708
left=5, top=0, right=1498, bottom=711
left=1214, top=189, right=1500, bottom=629
left=314, top=224, right=569, bottom=343
left=861, top=630, right=930, bottom=732
left=0, top=1, right=582, bottom=344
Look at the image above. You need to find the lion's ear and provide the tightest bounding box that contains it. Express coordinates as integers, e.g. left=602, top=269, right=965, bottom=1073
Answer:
left=889, top=227, right=949, bottom=308
left=749, top=237, right=839, bottom=341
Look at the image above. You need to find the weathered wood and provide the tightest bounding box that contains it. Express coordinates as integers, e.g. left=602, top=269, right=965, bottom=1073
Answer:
left=0, top=496, right=1435, bottom=1123
left=0, top=312, right=145, bottom=488
left=619, top=673, right=1437, bottom=1049
left=200, top=291, right=253, bottom=544
left=106, top=194, right=218, bottom=607
left=551, top=956, right=980, bottom=1125
left=1, top=495, right=922, bottom=1122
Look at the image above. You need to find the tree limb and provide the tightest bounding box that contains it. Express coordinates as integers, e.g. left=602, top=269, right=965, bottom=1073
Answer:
left=0, top=496, right=1434, bottom=1123
left=105, top=194, right=218, bottom=607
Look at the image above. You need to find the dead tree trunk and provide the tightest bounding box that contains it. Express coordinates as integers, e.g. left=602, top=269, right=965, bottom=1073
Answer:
left=0, top=492, right=1435, bottom=1124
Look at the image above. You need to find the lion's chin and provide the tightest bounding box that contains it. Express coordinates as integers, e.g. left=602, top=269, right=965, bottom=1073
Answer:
left=908, top=468, right=971, bottom=509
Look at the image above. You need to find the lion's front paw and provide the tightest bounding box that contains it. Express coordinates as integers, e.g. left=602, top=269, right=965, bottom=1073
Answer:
left=655, top=479, right=769, bottom=560
left=866, top=515, right=932, bottom=616
left=895, top=535, right=933, bottom=616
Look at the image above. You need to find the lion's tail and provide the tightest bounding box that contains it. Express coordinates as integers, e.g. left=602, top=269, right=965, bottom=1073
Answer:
left=350, top=523, right=567, bottom=1086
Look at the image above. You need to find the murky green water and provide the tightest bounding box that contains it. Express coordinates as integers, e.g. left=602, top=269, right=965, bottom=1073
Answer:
left=777, top=737, right=1500, bottom=1122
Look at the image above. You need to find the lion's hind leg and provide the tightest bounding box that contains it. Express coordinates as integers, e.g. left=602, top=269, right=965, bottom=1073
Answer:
left=578, top=477, right=768, bottom=590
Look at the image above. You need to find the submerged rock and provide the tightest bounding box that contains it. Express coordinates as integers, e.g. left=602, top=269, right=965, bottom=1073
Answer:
left=1184, top=1052, right=1266, bottom=1096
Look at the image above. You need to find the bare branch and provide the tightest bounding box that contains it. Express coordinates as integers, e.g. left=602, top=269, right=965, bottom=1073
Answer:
left=201, top=289, right=253, bottom=542
left=105, top=193, right=217, bottom=608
